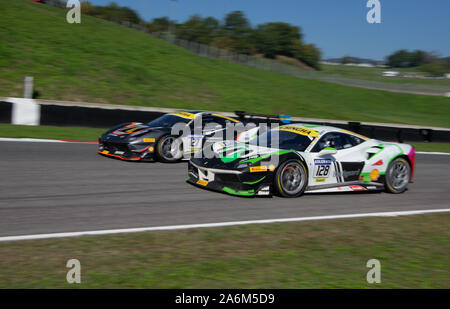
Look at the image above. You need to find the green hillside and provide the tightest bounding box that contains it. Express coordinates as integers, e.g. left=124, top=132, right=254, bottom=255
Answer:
left=1, top=0, right=449, bottom=127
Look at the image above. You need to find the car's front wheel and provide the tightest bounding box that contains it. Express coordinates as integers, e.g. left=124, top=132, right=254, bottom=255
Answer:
left=384, top=157, right=410, bottom=194
left=274, top=159, right=308, bottom=198
left=156, top=135, right=179, bottom=163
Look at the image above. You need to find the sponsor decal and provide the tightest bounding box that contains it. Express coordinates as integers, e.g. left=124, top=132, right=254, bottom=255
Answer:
left=315, top=178, right=326, bottom=182
left=314, top=159, right=331, bottom=165
left=101, top=150, right=109, bottom=154
left=148, top=147, right=154, bottom=152
left=196, top=180, right=208, bottom=186
left=372, top=159, right=383, bottom=166
left=250, top=166, right=268, bottom=173
left=257, top=186, right=271, bottom=196
left=349, top=185, right=367, bottom=191
left=314, top=159, right=331, bottom=178
left=278, top=126, right=319, bottom=137
left=143, top=138, right=155, bottom=143
left=370, top=169, right=380, bottom=181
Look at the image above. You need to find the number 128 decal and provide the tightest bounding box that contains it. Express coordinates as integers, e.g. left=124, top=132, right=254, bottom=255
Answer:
left=314, top=159, right=332, bottom=178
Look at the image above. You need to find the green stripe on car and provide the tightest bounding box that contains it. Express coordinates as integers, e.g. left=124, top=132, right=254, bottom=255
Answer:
left=222, top=187, right=255, bottom=196
left=241, top=150, right=295, bottom=164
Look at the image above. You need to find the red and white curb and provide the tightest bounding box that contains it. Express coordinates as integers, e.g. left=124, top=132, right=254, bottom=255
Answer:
left=0, top=208, right=449, bottom=242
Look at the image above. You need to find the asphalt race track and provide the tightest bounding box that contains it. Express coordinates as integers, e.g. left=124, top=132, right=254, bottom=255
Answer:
left=0, top=141, right=449, bottom=237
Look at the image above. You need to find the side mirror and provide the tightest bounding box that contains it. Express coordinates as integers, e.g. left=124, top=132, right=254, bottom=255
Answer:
left=318, top=147, right=337, bottom=156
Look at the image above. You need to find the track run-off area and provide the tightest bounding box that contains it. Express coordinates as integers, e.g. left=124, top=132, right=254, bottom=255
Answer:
left=0, top=140, right=449, bottom=240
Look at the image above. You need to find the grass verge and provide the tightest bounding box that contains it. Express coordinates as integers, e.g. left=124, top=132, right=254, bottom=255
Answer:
left=0, top=213, right=448, bottom=288
left=0, top=124, right=103, bottom=141
left=410, top=142, right=450, bottom=153
left=1, top=124, right=449, bottom=153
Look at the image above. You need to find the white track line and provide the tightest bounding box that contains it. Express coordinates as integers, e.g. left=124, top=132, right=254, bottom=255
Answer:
left=0, top=137, right=97, bottom=144
left=0, top=137, right=64, bottom=143
left=1, top=208, right=449, bottom=242
left=417, top=151, right=450, bottom=155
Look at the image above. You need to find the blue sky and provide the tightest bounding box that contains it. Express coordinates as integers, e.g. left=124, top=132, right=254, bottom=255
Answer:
left=87, top=0, right=450, bottom=60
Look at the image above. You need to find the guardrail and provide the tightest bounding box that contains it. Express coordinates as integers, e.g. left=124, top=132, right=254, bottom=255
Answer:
left=1, top=98, right=449, bottom=143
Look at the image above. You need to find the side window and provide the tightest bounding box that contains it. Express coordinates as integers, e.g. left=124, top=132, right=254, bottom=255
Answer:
left=312, top=133, right=333, bottom=152
left=345, top=134, right=365, bottom=147
left=311, top=132, right=353, bottom=152
left=210, top=116, right=228, bottom=128
left=340, top=134, right=354, bottom=149
left=188, top=116, right=212, bottom=131
left=202, top=116, right=225, bottom=134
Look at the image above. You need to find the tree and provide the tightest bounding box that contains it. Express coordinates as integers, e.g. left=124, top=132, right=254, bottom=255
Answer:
left=83, top=1, right=142, bottom=25
left=146, top=17, right=173, bottom=33
left=222, top=11, right=254, bottom=54
left=295, top=43, right=322, bottom=70
left=224, top=11, right=250, bottom=35
left=341, top=56, right=352, bottom=64
left=253, top=22, right=302, bottom=58
left=421, top=63, right=447, bottom=76
left=387, top=49, right=432, bottom=68
left=176, top=15, right=220, bottom=45
left=211, top=36, right=234, bottom=50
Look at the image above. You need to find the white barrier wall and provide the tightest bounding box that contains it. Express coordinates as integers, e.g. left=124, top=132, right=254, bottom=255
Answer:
left=9, top=98, right=41, bottom=126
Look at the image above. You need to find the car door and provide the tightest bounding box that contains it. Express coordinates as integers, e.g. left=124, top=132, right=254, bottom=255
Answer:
left=309, top=132, right=366, bottom=186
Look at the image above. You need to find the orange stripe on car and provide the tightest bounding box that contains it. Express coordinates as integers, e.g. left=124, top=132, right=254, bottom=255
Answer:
left=97, top=150, right=141, bottom=161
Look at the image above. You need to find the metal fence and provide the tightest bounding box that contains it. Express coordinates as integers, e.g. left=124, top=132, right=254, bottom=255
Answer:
left=45, top=1, right=450, bottom=96
left=152, top=33, right=450, bottom=96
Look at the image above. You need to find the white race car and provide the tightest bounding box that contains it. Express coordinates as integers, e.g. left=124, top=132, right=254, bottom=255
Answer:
left=187, top=123, right=416, bottom=197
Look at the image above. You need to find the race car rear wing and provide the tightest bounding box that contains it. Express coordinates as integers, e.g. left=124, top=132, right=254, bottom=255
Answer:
left=234, top=111, right=291, bottom=124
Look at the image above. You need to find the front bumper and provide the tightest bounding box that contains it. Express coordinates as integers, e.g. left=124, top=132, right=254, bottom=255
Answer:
left=98, top=139, right=155, bottom=161
left=186, top=161, right=272, bottom=197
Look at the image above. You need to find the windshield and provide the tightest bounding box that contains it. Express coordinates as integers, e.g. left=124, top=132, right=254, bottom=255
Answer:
left=147, top=114, right=189, bottom=127
left=250, top=129, right=315, bottom=151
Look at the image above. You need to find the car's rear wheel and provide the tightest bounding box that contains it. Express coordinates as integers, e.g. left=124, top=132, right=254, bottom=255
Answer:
left=274, top=159, right=308, bottom=198
left=156, top=135, right=179, bottom=163
left=384, top=157, right=410, bottom=194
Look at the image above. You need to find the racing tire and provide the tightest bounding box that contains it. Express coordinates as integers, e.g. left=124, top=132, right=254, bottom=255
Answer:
left=274, top=159, right=308, bottom=198
left=156, top=135, right=180, bottom=163
left=384, top=157, right=410, bottom=194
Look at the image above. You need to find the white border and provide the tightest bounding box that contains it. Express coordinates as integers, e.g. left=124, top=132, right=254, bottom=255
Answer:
left=1, top=208, right=449, bottom=242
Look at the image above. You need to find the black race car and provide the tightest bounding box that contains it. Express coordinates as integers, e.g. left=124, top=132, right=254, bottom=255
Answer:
left=98, top=111, right=241, bottom=162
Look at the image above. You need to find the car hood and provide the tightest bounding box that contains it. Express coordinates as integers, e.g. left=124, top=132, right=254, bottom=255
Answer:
left=101, top=122, right=164, bottom=141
